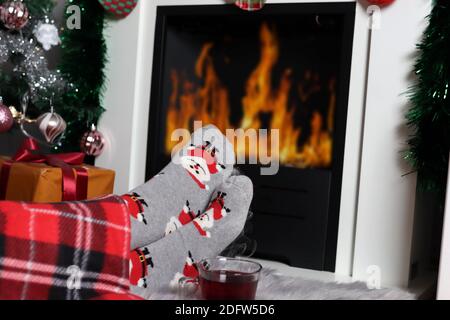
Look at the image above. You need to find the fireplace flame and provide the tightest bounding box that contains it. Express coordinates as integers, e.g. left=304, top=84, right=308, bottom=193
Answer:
left=165, top=23, right=335, bottom=168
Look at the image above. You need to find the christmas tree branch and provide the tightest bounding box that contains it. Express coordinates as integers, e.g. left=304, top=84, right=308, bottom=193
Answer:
left=406, top=0, right=450, bottom=193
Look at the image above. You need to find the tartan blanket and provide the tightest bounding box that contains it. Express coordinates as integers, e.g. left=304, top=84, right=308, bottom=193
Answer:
left=0, top=195, right=131, bottom=300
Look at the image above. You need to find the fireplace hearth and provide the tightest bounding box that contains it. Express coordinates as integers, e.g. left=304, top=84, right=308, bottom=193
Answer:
left=147, top=3, right=355, bottom=271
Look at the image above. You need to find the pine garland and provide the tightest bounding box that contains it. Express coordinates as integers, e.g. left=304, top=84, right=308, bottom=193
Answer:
left=0, top=0, right=107, bottom=152
left=58, top=0, right=107, bottom=152
left=406, top=0, right=450, bottom=193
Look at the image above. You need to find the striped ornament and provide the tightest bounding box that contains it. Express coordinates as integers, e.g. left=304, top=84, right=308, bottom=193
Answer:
left=98, top=0, right=138, bottom=18
left=36, top=111, right=67, bottom=144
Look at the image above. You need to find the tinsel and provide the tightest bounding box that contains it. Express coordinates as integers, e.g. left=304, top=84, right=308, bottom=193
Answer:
left=0, top=31, right=66, bottom=101
left=0, top=0, right=60, bottom=104
left=406, top=0, right=450, bottom=193
left=0, top=0, right=107, bottom=153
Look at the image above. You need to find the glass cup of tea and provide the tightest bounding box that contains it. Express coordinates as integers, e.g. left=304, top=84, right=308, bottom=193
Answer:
left=197, top=257, right=262, bottom=300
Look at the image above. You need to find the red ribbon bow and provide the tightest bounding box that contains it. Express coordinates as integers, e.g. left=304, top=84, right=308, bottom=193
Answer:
left=0, top=138, right=88, bottom=202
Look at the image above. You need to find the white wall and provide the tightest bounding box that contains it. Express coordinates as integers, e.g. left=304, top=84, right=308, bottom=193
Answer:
left=97, top=0, right=430, bottom=286
left=437, top=157, right=450, bottom=300
left=97, top=6, right=141, bottom=194
left=97, top=1, right=157, bottom=194
left=352, top=0, right=431, bottom=287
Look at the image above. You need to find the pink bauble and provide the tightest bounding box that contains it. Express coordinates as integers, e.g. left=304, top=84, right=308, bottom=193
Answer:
left=80, top=125, right=105, bottom=157
left=37, top=111, right=67, bottom=144
left=0, top=102, right=14, bottom=133
left=0, top=0, right=29, bottom=30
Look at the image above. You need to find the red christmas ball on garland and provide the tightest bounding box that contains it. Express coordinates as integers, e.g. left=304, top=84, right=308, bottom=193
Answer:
left=0, top=0, right=29, bottom=30
left=365, top=0, right=395, bottom=7
left=235, top=0, right=266, bottom=12
left=98, top=0, right=138, bottom=18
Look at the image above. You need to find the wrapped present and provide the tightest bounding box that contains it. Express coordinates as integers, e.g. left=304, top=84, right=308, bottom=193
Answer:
left=0, top=138, right=115, bottom=203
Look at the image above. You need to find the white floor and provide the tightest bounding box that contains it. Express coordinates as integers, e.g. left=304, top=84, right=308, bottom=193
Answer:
left=245, top=257, right=436, bottom=299
left=245, top=258, right=353, bottom=283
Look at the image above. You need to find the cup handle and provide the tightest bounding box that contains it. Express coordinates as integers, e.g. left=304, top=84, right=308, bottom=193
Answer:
left=176, top=276, right=200, bottom=299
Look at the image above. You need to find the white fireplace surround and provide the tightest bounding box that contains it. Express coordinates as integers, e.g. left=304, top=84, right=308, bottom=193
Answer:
left=97, top=0, right=432, bottom=287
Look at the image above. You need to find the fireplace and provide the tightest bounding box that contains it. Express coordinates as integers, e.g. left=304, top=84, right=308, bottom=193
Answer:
left=146, top=3, right=355, bottom=271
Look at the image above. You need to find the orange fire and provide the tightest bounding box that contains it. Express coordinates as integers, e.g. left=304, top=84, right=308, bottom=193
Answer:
left=165, top=23, right=335, bottom=168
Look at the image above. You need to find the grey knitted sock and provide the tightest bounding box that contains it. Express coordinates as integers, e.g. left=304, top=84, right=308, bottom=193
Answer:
left=129, top=175, right=253, bottom=299
left=124, top=125, right=235, bottom=249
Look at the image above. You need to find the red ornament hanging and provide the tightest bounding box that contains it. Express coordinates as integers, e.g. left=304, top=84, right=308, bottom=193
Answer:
left=365, top=0, right=395, bottom=7
left=0, top=0, right=29, bottom=30
left=80, top=124, right=105, bottom=157
left=235, top=0, right=266, bottom=12
left=0, top=98, right=14, bottom=133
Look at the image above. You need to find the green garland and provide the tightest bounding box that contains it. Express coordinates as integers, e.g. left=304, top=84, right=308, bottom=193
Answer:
left=0, top=0, right=107, bottom=152
left=406, top=0, right=450, bottom=194
left=58, top=0, right=107, bottom=152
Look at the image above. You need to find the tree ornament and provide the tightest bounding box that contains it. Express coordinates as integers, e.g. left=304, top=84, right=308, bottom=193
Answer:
left=98, top=0, right=138, bottom=18
left=33, top=20, right=61, bottom=51
left=0, top=97, right=14, bottom=133
left=235, top=0, right=266, bottom=11
left=36, top=107, right=67, bottom=144
left=0, top=0, right=29, bottom=30
left=365, top=0, right=395, bottom=7
left=80, top=124, right=105, bottom=157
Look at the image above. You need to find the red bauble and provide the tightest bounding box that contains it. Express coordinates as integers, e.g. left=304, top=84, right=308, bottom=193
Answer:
left=235, top=0, right=266, bottom=11
left=0, top=101, right=14, bottom=133
left=98, top=0, right=138, bottom=18
left=80, top=125, right=105, bottom=157
left=365, top=0, right=395, bottom=6
left=0, top=0, right=29, bottom=30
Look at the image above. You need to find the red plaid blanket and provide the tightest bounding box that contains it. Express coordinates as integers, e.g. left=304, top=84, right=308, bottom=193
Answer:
left=0, top=195, right=131, bottom=300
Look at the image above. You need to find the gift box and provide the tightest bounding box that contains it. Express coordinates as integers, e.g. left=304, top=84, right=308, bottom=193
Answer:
left=0, top=139, right=115, bottom=203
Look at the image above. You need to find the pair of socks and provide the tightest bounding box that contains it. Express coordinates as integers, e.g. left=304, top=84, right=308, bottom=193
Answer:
left=122, top=126, right=253, bottom=298
left=130, top=175, right=253, bottom=299
left=125, top=125, right=235, bottom=249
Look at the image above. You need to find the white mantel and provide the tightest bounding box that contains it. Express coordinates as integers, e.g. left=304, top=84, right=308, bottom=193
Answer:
left=97, top=0, right=432, bottom=287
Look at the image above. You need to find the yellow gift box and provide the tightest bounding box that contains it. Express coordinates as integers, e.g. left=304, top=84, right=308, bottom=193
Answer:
left=0, top=156, right=115, bottom=203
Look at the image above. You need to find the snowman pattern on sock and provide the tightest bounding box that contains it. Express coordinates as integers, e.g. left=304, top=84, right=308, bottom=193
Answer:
left=170, top=251, right=199, bottom=289
left=122, top=192, right=149, bottom=225
left=192, top=192, right=230, bottom=238
left=165, top=201, right=200, bottom=236
left=129, top=248, right=154, bottom=288
left=180, top=142, right=226, bottom=190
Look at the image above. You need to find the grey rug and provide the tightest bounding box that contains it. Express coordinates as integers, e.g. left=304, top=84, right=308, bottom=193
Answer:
left=149, top=268, right=416, bottom=300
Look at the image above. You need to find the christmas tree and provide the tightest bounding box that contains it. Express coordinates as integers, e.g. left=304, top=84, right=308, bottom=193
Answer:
left=0, top=0, right=106, bottom=152
left=406, top=0, right=450, bottom=194
left=0, top=0, right=63, bottom=108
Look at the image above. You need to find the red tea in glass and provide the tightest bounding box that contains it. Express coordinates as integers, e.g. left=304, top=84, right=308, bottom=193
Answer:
left=198, top=258, right=262, bottom=300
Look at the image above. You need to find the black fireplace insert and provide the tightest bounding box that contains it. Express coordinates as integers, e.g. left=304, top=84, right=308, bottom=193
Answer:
left=146, top=3, right=355, bottom=271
